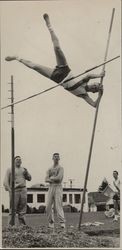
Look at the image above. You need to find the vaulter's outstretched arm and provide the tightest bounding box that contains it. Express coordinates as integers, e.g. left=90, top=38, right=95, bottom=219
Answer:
left=86, top=71, right=105, bottom=80
left=82, top=85, right=103, bottom=108
left=80, top=71, right=105, bottom=84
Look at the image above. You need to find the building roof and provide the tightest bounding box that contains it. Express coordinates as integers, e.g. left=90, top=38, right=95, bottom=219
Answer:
left=28, top=184, right=87, bottom=192
left=88, top=192, right=109, bottom=205
left=30, top=184, right=47, bottom=188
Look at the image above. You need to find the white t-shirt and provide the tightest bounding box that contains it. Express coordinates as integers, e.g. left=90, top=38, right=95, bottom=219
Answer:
left=113, top=178, right=120, bottom=192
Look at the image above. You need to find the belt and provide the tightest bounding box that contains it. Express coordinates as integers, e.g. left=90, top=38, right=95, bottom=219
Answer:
left=50, top=183, right=62, bottom=186
left=15, top=186, right=26, bottom=189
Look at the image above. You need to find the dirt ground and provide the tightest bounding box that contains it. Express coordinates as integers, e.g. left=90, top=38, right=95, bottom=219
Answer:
left=2, top=212, right=120, bottom=248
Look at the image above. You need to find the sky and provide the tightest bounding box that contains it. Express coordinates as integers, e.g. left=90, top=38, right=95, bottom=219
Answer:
left=1, top=0, right=121, bottom=208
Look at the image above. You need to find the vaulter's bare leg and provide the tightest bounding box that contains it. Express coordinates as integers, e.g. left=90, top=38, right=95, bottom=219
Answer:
left=43, top=13, right=68, bottom=67
left=5, top=56, right=53, bottom=79
left=5, top=13, right=68, bottom=78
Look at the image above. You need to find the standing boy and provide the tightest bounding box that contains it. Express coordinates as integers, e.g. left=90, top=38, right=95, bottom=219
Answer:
left=45, top=153, right=65, bottom=228
left=4, top=156, right=32, bottom=225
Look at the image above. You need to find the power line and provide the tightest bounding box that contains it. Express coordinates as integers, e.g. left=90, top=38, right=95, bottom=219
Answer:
left=1, top=55, right=120, bottom=110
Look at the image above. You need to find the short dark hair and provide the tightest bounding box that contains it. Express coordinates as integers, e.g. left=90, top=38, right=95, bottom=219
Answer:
left=52, top=153, right=60, bottom=159
left=14, top=156, right=21, bottom=160
left=113, top=170, right=118, bottom=175
left=53, top=153, right=59, bottom=156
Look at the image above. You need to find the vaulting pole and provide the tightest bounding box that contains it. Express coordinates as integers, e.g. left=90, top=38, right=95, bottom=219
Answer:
left=78, top=8, right=115, bottom=229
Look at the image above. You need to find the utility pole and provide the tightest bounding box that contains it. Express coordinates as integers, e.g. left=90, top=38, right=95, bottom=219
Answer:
left=69, top=179, right=75, bottom=188
left=8, top=75, right=15, bottom=225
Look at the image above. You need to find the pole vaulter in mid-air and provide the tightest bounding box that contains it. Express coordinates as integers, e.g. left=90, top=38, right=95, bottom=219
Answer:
left=5, top=13, right=105, bottom=108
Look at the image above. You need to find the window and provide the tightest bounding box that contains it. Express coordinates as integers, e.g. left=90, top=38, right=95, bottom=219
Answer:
left=63, top=194, right=67, bottom=202
left=69, top=194, right=72, bottom=204
left=74, top=194, right=81, bottom=204
left=27, top=194, right=33, bottom=203
left=37, top=194, right=45, bottom=203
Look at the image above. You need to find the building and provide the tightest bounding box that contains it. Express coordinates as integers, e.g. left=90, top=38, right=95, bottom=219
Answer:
left=27, top=184, right=88, bottom=212
left=88, top=192, right=114, bottom=212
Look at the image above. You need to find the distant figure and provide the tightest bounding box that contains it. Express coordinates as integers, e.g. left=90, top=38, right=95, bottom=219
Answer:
left=45, top=153, right=65, bottom=229
left=112, top=170, right=120, bottom=221
left=98, top=177, right=115, bottom=198
left=3, top=156, right=32, bottom=225
left=98, top=178, right=108, bottom=192
left=105, top=208, right=115, bottom=218
left=5, top=13, right=105, bottom=108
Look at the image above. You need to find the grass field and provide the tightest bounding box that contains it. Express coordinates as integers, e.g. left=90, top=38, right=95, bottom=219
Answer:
left=2, top=212, right=120, bottom=248
left=2, top=211, right=120, bottom=232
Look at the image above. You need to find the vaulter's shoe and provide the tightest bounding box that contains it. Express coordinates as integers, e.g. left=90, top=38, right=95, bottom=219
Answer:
left=43, top=13, right=51, bottom=27
left=60, top=223, right=65, bottom=229
left=48, top=222, right=54, bottom=229
left=5, top=56, right=17, bottom=61
left=43, top=13, right=49, bottom=20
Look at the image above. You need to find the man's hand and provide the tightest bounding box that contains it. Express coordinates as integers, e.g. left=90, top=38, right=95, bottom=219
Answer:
left=98, top=84, right=104, bottom=96
left=50, top=176, right=55, bottom=181
left=45, top=177, right=53, bottom=183
left=23, top=168, right=28, bottom=177
left=5, top=186, right=11, bottom=192
left=100, top=71, right=105, bottom=78
left=23, top=168, right=31, bottom=181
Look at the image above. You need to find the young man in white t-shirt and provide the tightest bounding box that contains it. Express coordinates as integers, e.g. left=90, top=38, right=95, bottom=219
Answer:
left=45, top=153, right=65, bottom=229
left=112, top=170, right=120, bottom=221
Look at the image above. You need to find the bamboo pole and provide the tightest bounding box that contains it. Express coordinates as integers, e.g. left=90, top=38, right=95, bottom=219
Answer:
left=78, top=8, right=115, bottom=229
